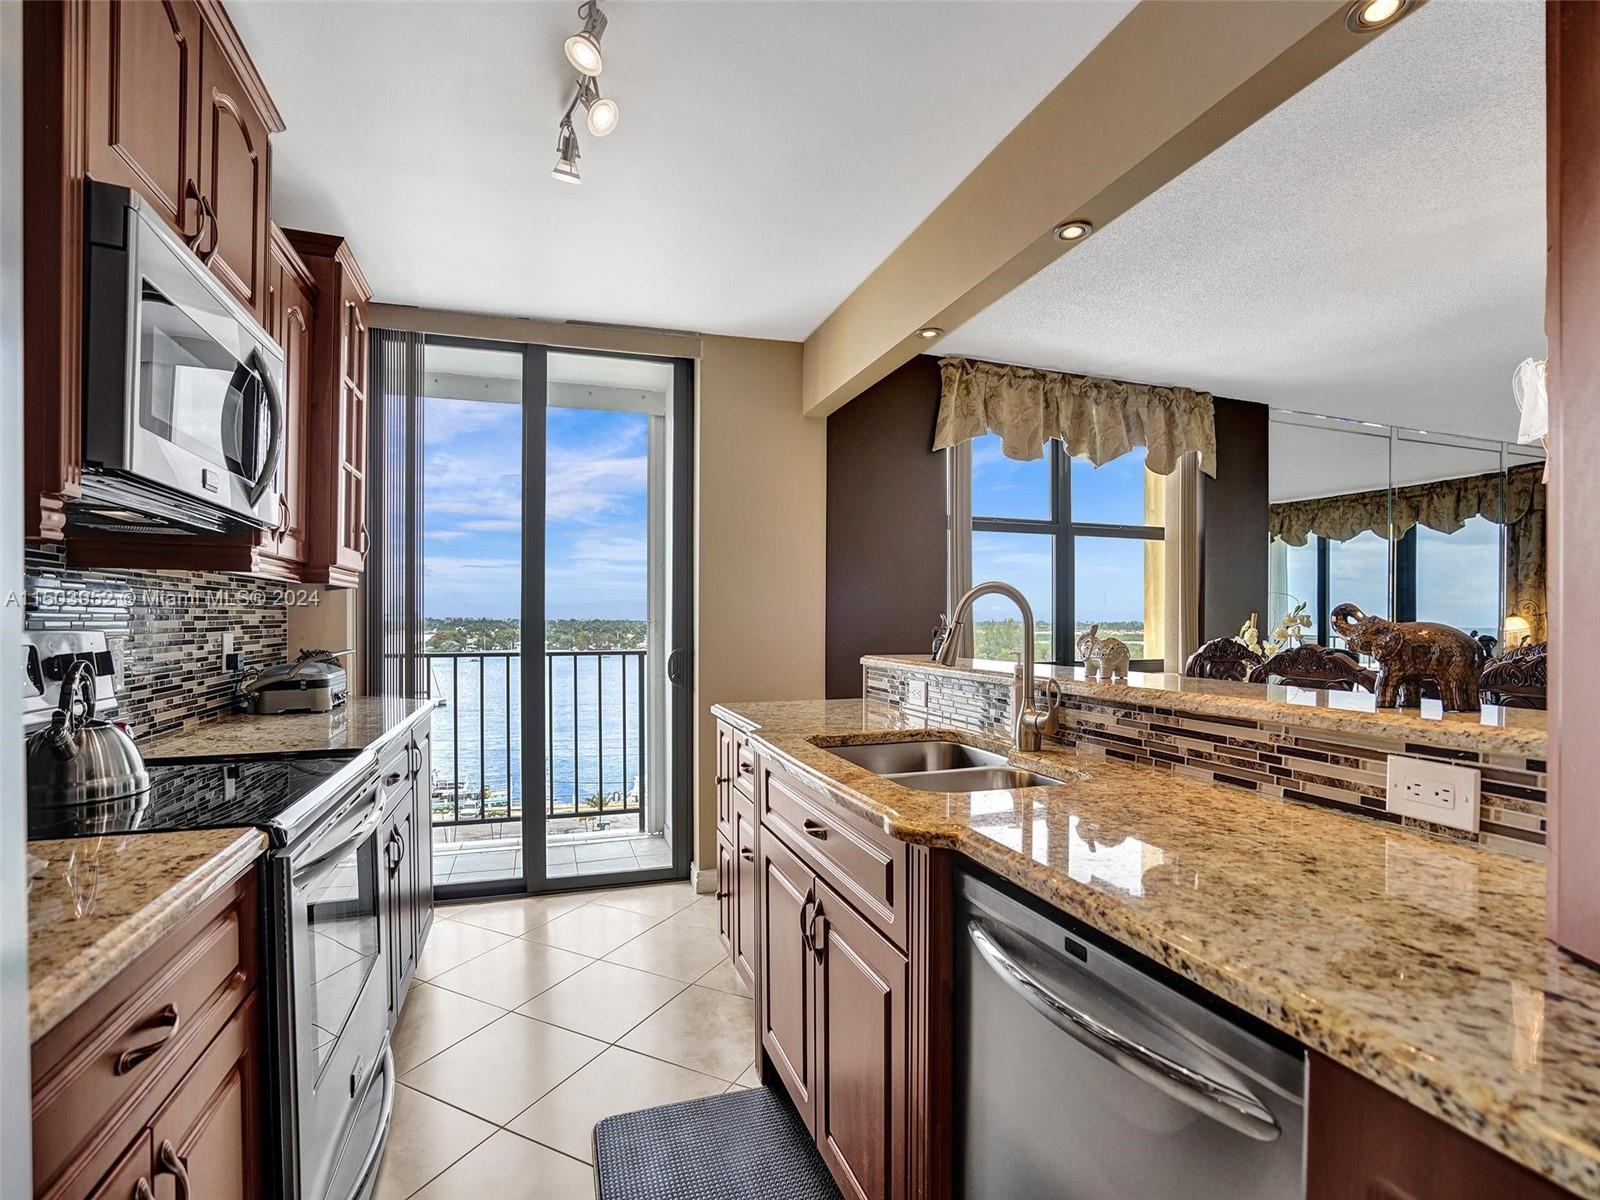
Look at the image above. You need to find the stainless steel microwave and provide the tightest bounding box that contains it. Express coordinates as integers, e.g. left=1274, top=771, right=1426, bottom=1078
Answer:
left=78, top=180, right=285, bottom=535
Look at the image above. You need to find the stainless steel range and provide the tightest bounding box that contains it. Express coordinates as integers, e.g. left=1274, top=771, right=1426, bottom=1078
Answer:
left=23, top=630, right=396, bottom=1200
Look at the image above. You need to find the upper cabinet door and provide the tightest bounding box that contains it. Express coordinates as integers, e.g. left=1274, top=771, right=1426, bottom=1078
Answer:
left=85, top=0, right=205, bottom=243
left=198, top=20, right=269, bottom=319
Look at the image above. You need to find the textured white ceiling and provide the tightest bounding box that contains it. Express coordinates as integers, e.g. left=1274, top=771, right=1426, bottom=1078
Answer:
left=937, top=0, right=1546, bottom=443
left=229, top=0, right=1132, bottom=341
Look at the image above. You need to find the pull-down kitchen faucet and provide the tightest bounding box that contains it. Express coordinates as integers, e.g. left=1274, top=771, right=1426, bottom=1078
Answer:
left=935, top=581, right=1060, bottom=751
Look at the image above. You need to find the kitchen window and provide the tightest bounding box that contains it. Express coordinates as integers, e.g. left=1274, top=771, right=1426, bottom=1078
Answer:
left=962, top=435, right=1167, bottom=670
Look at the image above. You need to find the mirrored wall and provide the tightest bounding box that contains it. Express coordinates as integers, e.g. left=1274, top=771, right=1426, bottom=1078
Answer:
left=1267, top=410, right=1546, bottom=657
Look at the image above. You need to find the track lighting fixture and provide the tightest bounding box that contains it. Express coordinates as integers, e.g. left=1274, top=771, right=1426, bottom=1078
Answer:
left=564, top=0, right=607, bottom=76
left=552, top=2, right=621, bottom=183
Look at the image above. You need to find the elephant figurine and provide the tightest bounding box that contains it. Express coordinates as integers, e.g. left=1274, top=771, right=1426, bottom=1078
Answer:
left=1329, top=604, right=1486, bottom=712
left=1076, top=624, right=1131, bottom=682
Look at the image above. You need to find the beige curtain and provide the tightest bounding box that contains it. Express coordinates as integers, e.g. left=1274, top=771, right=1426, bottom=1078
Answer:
left=1505, top=465, right=1547, bottom=641
left=1269, top=465, right=1546, bottom=547
left=933, top=358, right=1217, bottom=477
left=1161, top=453, right=1202, bottom=669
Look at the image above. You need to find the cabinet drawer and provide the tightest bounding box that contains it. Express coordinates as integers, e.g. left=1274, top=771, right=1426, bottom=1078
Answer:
left=379, top=735, right=412, bottom=794
left=733, top=728, right=758, bottom=800
left=33, top=872, right=258, bottom=1200
left=760, top=757, right=907, bottom=950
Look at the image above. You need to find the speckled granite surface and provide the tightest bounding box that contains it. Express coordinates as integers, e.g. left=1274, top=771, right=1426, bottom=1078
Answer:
left=715, top=697, right=1596, bottom=1198
left=27, top=828, right=265, bottom=1042
left=140, top=696, right=435, bottom=760
left=862, top=654, right=1549, bottom=758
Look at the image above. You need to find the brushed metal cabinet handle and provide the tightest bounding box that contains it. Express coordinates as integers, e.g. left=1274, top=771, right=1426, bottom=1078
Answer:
left=157, top=1140, right=192, bottom=1200
left=801, top=818, right=829, bottom=840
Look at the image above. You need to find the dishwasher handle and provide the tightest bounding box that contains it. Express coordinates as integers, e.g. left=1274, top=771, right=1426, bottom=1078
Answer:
left=967, top=919, right=1281, bottom=1143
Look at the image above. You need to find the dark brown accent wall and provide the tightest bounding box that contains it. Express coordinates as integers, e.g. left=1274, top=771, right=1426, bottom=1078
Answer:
left=826, top=356, right=946, bottom=698
left=1200, top=397, right=1270, bottom=642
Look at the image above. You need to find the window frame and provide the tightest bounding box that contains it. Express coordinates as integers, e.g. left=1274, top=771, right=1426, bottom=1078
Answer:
left=970, top=439, right=1165, bottom=671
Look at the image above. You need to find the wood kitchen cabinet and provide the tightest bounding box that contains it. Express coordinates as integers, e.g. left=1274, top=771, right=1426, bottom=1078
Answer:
left=258, top=224, right=317, bottom=574
left=757, top=827, right=909, bottom=1200
left=1306, top=1053, right=1571, bottom=1200
left=287, top=230, right=373, bottom=588
left=382, top=719, right=436, bottom=1024
left=31, top=866, right=263, bottom=1200
left=81, top=0, right=280, bottom=324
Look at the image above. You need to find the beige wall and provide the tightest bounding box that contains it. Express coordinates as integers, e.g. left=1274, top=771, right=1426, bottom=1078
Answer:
left=287, top=587, right=362, bottom=692
left=694, top=335, right=827, bottom=877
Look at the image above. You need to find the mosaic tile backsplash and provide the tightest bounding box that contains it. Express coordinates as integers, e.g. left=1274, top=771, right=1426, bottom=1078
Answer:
left=863, top=662, right=1547, bottom=860
left=25, top=546, right=289, bottom=739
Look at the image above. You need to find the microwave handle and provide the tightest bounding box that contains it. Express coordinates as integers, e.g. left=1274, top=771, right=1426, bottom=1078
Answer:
left=246, top=347, right=284, bottom=509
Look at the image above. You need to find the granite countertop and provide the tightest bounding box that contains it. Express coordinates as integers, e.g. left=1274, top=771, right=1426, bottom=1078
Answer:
left=140, top=695, right=435, bottom=761
left=863, top=653, right=1548, bottom=758
left=27, top=827, right=265, bottom=1043
left=715, top=697, right=1596, bottom=1198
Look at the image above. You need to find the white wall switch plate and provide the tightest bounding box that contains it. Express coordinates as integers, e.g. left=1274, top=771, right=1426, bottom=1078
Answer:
left=907, top=676, right=929, bottom=709
left=1385, top=754, right=1480, bottom=833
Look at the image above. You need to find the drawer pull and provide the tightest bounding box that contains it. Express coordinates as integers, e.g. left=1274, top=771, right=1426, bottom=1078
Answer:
left=715, top=774, right=731, bottom=786
left=715, top=889, right=731, bottom=900
left=157, top=1140, right=192, bottom=1200
left=384, top=770, right=404, bottom=787
left=739, top=846, right=755, bottom=862
left=114, top=1004, right=181, bottom=1075
left=801, top=818, right=829, bottom=841
left=738, top=756, right=754, bottom=774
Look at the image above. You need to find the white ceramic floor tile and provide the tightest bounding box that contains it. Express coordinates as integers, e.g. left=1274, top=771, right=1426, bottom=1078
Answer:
left=414, top=920, right=513, bottom=982
left=391, top=982, right=506, bottom=1074
left=526, top=903, right=662, bottom=958
left=400, top=1014, right=607, bottom=1126
left=516, top=959, right=687, bottom=1043
left=372, top=1084, right=496, bottom=1200
left=410, top=1130, right=595, bottom=1200
left=618, top=985, right=756, bottom=1082
left=428, top=938, right=593, bottom=1010
left=506, top=1046, right=726, bottom=1163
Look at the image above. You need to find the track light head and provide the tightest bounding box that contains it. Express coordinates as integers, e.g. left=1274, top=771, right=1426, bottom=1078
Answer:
left=581, top=78, right=619, bottom=137
left=565, top=1, right=608, bottom=76
left=552, top=120, right=581, bottom=183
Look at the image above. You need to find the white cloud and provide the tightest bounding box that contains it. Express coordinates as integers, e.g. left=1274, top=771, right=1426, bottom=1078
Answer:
left=426, top=530, right=468, bottom=541
left=424, top=397, right=515, bottom=446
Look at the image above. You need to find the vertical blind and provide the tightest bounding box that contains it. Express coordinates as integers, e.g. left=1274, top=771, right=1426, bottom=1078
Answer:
left=364, top=328, right=426, bottom=698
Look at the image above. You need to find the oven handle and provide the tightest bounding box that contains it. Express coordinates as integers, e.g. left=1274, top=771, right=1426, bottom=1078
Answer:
left=967, top=919, right=1281, bottom=1143
left=342, top=1047, right=397, bottom=1200
left=294, top=794, right=382, bottom=887
left=245, top=346, right=284, bottom=509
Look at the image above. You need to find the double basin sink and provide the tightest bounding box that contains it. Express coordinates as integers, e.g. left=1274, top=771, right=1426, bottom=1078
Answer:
left=825, top=739, right=1067, bottom=793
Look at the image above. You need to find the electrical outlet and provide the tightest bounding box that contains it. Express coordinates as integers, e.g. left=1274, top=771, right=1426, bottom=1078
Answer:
left=907, top=676, right=929, bottom=709
left=1385, top=755, right=1480, bottom=833
left=222, top=631, right=235, bottom=670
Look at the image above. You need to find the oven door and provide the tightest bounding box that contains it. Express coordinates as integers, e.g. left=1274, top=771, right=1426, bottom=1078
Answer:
left=288, top=786, right=391, bottom=1200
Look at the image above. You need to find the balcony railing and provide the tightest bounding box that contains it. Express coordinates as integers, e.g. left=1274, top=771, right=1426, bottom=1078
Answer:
left=423, top=649, right=647, bottom=834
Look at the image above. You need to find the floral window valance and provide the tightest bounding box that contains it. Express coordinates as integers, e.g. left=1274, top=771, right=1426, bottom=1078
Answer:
left=932, top=357, right=1217, bottom=477
left=1269, top=463, right=1545, bottom=546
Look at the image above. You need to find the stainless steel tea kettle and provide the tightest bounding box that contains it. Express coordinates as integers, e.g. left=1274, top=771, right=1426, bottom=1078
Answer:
left=26, top=659, right=150, bottom=808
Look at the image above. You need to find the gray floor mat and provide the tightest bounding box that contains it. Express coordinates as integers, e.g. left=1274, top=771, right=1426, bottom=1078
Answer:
left=593, top=1086, right=843, bottom=1200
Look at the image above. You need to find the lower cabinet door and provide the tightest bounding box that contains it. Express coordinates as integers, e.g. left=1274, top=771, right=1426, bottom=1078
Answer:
left=813, top=878, right=908, bottom=1200
left=760, top=832, right=817, bottom=1134
left=147, top=992, right=264, bottom=1200
left=716, top=835, right=736, bottom=959
left=85, top=1131, right=152, bottom=1200
left=411, top=730, right=435, bottom=951
left=733, top=801, right=758, bottom=992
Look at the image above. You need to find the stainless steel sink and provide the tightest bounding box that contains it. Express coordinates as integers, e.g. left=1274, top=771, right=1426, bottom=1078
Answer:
left=885, top=765, right=1065, bottom=792
left=823, top=740, right=1065, bottom=792
left=826, top=739, right=1009, bottom=774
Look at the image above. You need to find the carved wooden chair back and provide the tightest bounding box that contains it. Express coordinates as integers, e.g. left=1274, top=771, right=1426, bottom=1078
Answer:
left=1182, top=638, right=1264, bottom=682
left=1247, top=645, right=1378, bottom=693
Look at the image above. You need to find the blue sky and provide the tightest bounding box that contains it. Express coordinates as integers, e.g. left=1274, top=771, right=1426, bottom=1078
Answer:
left=422, top=396, right=648, bottom=620
left=970, top=436, right=1153, bottom=629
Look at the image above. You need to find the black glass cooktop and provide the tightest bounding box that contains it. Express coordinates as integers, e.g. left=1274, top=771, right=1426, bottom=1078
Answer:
left=29, top=755, right=358, bottom=842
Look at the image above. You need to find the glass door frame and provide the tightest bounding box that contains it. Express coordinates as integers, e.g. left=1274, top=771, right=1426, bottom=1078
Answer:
left=425, top=337, right=694, bottom=900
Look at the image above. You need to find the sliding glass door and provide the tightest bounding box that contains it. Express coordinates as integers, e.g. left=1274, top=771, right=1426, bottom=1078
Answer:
left=418, top=336, right=693, bottom=899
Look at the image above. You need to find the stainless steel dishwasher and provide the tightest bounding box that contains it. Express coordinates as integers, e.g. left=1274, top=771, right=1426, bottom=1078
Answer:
left=957, top=870, right=1306, bottom=1199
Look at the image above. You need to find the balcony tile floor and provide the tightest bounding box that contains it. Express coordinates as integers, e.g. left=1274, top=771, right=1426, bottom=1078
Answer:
left=376, top=881, right=753, bottom=1200
left=434, top=831, right=673, bottom=885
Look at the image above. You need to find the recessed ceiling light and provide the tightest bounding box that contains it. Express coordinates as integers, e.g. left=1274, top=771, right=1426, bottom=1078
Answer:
left=1054, top=220, right=1093, bottom=242
left=1346, top=0, right=1411, bottom=32
left=916, top=327, right=943, bottom=340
